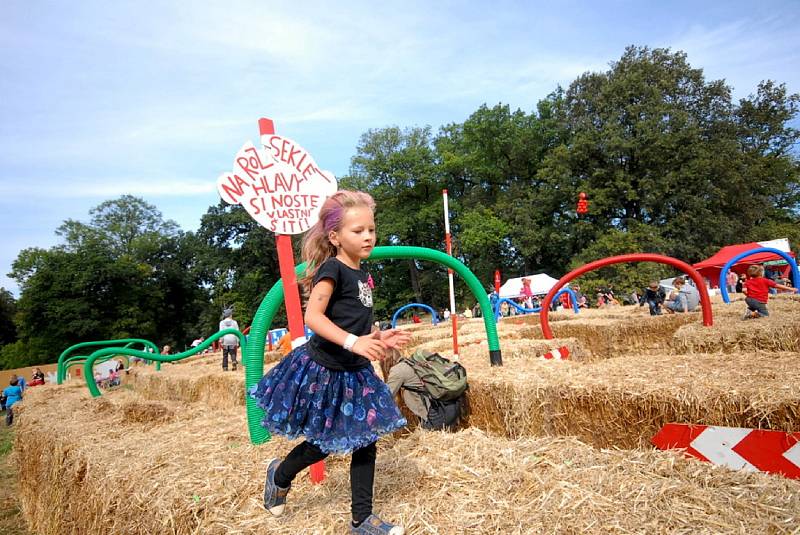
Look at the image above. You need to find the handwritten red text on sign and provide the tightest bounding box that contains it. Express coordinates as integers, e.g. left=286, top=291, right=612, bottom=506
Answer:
left=217, top=137, right=337, bottom=234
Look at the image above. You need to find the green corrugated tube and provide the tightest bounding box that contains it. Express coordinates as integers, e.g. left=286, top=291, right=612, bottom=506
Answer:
left=84, top=329, right=245, bottom=397
left=57, top=339, right=159, bottom=384
left=242, top=245, right=501, bottom=445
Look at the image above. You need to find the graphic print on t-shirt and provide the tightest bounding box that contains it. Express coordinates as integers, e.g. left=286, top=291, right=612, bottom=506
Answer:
left=358, top=280, right=373, bottom=307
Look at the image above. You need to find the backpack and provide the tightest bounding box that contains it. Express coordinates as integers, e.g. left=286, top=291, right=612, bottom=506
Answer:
left=401, top=350, right=468, bottom=430
left=403, top=349, right=468, bottom=402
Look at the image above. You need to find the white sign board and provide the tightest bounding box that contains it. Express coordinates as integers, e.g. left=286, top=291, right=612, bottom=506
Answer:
left=217, top=135, right=337, bottom=234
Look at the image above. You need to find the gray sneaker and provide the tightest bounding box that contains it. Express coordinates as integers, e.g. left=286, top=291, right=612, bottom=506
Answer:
left=351, top=514, right=405, bottom=535
left=263, top=458, right=290, bottom=516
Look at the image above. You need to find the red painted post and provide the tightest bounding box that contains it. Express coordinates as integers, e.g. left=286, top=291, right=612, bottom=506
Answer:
left=540, top=253, right=713, bottom=339
left=258, top=118, right=325, bottom=484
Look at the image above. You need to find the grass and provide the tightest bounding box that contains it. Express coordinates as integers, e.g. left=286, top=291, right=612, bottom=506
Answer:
left=0, top=423, right=32, bottom=535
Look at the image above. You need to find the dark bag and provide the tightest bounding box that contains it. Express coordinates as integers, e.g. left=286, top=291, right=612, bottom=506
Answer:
left=403, top=350, right=468, bottom=430
left=422, top=397, right=464, bottom=431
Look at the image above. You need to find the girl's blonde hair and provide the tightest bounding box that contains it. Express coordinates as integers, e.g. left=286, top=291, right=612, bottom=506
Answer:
left=300, top=190, right=376, bottom=293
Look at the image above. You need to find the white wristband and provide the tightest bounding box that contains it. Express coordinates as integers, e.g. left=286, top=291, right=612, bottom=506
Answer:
left=343, top=333, right=358, bottom=352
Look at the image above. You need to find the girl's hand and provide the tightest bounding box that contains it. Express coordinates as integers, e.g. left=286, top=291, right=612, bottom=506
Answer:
left=352, top=334, right=388, bottom=361
left=379, top=328, right=412, bottom=349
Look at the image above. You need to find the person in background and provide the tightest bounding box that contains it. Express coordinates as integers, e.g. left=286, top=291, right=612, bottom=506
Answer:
left=520, top=278, right=533, bottom=308
left=29, top=368, right=45, bottom=387
left=107, top=367, right=121, bottom=387
left=472, top=303, right=481, bottom=318
left=665, top=277, right=700, bottom=313
left=10, top=374, right=26, bottom=393
left=736, top=274, right=746, bottom=294
left=3, top=378, right=22, bottom=426
left=382, top=349, right=465, bottom=431
left=219, top=308, right=240, bottom=371
left=742, top=264, right=796, bottom=319
left=640, top=281, right=666, bottom=316
left=726, top=270, right=739, bottom=294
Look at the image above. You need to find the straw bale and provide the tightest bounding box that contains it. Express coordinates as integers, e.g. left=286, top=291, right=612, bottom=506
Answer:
left=673, top=312, right=800, bottom=354
left=120, top=400, right=176, bottom=425
left=13, top=386, right=800, bottom=534
left=118, top=323, right=800, bottom=451
left=514, top=312, right=697, bottom=360
left=461, top=349, right=800, bottom=448
left=128, top=363, right=246, bottom=409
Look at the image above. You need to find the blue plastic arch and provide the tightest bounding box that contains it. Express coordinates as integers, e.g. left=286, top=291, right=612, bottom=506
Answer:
left=719, top=247, right=800, bottom=303
left=391, top=303, right=440, bottom=328
left=493, top=288, right=580, bottom=320
left=554, top=287, right=581, bottom=313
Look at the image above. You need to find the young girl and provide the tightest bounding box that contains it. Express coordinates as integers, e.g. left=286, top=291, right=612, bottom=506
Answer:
left=742, top=264, right=796, bottom=318
left=249, top=190, right=411, bottom=535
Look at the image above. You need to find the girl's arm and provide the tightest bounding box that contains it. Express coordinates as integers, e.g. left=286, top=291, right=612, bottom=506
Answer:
left=305, top=279, right=387, bottom=361
left=775, top=283, right=796, bottom=293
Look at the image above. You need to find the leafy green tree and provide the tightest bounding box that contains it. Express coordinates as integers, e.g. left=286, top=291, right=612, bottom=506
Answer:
left=194, top=202, right=283, bottom=332
left=345, top=126, right=452, bottom=317
left=0, top=288, right=16, bottom=348
left=539, top=46, right=800, bottom=265
left=4, top=197, right=207, bottom=368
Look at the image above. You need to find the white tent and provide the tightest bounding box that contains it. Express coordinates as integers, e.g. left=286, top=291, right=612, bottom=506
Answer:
left=498, top=274, right=562, bottom=298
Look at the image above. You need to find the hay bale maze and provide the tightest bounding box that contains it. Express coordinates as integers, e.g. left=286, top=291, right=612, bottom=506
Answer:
left=11, top=294, right=800, bottom=533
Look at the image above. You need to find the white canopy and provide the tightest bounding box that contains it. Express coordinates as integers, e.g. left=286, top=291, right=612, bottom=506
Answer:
left=498, top=274, right=562, bottom=298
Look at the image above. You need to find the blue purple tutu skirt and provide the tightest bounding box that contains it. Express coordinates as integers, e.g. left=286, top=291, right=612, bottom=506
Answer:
left=248, top=345, right=407, bottom=454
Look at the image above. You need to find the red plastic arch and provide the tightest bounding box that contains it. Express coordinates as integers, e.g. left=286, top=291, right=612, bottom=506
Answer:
left=540, top=253, right=714, bottom=339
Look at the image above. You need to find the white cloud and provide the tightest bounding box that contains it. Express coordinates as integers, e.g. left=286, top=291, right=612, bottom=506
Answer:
left=668, top=16, right=800, bottom=96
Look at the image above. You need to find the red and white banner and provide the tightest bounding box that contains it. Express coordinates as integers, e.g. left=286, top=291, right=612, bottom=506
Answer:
left=652, top=423, right=800, bottom=479
left=541, top=346, right=569, bottom=360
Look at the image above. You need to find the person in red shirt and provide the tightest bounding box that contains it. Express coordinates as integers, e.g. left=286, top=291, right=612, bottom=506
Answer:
left=742, top=264, right=796, bottom=318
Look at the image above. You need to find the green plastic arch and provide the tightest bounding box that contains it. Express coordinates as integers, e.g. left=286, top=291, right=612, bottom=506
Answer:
left=242, top=245, right=502, bottom=445
left=57, top=339, right=159, bottom=384
left=84, top=329, right=246, bottom=397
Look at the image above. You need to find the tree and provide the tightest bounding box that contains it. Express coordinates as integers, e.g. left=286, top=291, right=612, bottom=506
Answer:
left=345, top=126, right=451, bottom=316
left=0, top=288, right=16, bottom=348
left=194, top=202, right=283, bottom=332
left=4, top=196, right=207, bottom=368
left=539, top=46, right=800, bottom=264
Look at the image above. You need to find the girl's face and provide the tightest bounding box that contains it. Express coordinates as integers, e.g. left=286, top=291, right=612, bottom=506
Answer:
left=330, top=206, right=376, bottom=265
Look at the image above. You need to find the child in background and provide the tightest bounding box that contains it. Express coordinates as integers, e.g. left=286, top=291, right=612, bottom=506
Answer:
left=742, top=264, right=796, bottom=319
left=2, top=378, right=22, bottom=426
left=249, top=191, right=410, bottom=534
left=640, top=281, right=666, bottom=315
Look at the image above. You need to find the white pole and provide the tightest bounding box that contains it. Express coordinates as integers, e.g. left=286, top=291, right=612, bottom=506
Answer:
left=442, top=189, right=459, bottom=358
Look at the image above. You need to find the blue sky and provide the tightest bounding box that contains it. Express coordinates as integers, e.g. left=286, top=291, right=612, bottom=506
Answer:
left=1, top=1, right=799, bottom=295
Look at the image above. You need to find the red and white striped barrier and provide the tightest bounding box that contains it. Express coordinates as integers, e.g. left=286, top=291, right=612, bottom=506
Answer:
left=652, top=423, right=800, bottom=479
left=541, top=346, right=569, bottom=360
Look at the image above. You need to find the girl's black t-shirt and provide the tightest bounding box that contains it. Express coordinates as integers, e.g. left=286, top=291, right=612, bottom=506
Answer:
left=307, top=257, right=374, bottom=371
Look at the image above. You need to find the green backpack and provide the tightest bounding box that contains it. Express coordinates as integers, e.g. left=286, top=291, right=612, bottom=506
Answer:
left=403, top=349, right=468, bottom=402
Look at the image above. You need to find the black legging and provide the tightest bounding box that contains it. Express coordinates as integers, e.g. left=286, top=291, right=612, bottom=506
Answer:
left=274, top=440, right=377, bottom=523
